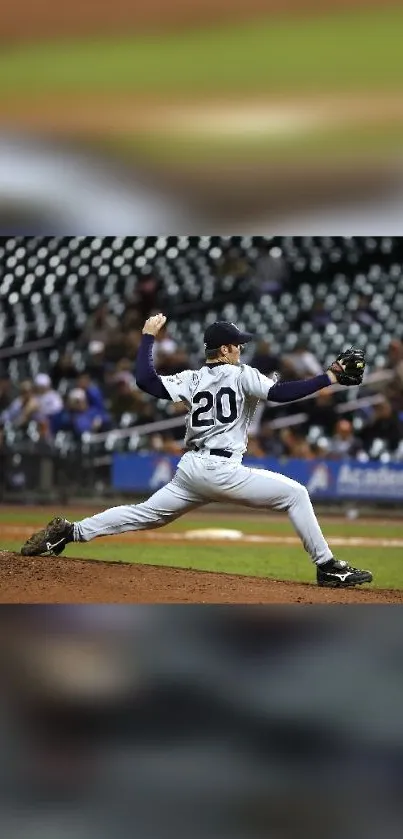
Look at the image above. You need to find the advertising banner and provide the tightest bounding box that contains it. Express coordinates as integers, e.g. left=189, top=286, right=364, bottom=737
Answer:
left=113, top=453, right=403, bottom=501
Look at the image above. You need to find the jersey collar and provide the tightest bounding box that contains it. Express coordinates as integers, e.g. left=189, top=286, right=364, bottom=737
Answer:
left=206, top=362, right=229, bottom=368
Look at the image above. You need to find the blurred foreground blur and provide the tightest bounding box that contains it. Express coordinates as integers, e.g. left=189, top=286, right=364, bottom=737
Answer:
left=1, top=3, right=403, bottom=232
left=0, top=606, right=403, bottom=838
left=0, top=136, right=195, bottom=234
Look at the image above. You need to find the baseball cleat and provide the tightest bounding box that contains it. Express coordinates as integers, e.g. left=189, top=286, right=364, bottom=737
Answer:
left=317, top=558, right=372, bottom=587
left=21, top=517, right=74, bottom=557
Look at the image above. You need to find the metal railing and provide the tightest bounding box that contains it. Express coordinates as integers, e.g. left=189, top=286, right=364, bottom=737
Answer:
left=0, top=336, right=56, bottom=359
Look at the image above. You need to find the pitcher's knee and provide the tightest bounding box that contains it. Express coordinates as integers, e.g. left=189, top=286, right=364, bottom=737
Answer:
left=289, top=481, right=310, bottom=506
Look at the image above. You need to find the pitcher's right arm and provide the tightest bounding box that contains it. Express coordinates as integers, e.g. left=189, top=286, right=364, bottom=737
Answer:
left=136, top=314, right=195, bottom=404
left=136, top=313, right=172, bottom=399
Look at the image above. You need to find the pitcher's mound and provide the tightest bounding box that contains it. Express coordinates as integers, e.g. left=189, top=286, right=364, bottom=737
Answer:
left=0, top=551, right=401, bottom=603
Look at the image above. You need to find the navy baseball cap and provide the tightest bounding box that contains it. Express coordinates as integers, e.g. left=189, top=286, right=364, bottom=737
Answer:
left=204, top=321, right=255, bottom=350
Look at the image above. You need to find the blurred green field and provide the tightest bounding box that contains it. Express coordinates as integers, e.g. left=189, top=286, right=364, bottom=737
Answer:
left=1, top=9, right=403, bottom=165
left=1, top=509, right=403, bottom=589
left=1, top=9, right=403, bottom=95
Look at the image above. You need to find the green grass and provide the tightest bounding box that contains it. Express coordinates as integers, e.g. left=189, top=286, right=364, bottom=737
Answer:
left=2, top=508, right=403, bottom=589
left=2, top=508, right=403, bottom=538
left=1, top=9, right=403, bottom=96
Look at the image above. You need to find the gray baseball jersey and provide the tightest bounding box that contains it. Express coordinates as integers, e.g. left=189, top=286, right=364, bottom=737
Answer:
left=160, top=364, right=276, bottom=456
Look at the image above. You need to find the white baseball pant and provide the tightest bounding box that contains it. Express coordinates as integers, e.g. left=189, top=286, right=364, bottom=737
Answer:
left=74, top=451, right=333, bottom=565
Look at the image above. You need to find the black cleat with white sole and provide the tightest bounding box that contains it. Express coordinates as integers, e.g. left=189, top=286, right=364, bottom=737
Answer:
left=317, top=558, right=372, bottom=588
left=21, top=517, right=74, bottom=557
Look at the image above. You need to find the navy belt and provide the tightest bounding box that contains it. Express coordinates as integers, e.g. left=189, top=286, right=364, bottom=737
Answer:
left=188, top=447, right=233, bottom=458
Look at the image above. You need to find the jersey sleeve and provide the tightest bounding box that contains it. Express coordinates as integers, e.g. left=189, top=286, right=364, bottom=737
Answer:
left=159, top=370, right=194, bottom=403
left=241, top=365, right=277, bottom=401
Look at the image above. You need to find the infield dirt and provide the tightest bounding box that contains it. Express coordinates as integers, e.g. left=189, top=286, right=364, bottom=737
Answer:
left=1, top=550, right=401, bottom=604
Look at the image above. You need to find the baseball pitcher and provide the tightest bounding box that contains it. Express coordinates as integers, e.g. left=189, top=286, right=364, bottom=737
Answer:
left=21, top=315, right=371, bottom=587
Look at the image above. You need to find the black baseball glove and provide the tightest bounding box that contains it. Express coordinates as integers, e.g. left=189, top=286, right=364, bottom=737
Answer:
left=328, top=347, right=366, bottom=386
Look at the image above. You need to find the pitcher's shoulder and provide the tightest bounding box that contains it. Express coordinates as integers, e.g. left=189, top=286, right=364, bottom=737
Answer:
left=238, top=363, right=255, bottom=377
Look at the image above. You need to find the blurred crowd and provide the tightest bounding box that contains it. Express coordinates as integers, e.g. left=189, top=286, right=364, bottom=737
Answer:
left=0, top=606, right=403, bottom=839
left=0, top=294, right=191, bottom=456
left=247, top=336, right=403, bottom=463
left=1, top=293, right=403, bottom=462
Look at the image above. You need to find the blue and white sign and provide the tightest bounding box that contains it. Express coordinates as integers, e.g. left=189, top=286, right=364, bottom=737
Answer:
left=113, top=453, right=179, bottom=491
left=113, top=453, right=403, bottom=501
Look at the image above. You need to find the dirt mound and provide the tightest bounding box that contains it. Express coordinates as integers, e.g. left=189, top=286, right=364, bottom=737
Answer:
left=0, top=551, right=401, bottom=603
left=2, top=0, right=392, bottom=43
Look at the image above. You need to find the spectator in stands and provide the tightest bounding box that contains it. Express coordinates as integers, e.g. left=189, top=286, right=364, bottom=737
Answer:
left=76, top=373, right=106, bottom=413
left=283, top=339, right=322, bottom=379
left=51, top=388, right=111, bottom=439
left=250, top=340, right=281, bottom=378
left=141, top=401, right=187, bottom=453
left=51, top=350, right=80, bottom=388
left=382, top=339, right=403, bottom=411
left=78, top=301, right=118, bottom=347
left=254, top=422, right=285, bottom=458
left=153, top=326, right=189, bottom=375
left=164, top=400, right=188, bottom=442
left=0, top=374, right=13, bottom=413
left=104, top=330, right=127, bottom=364
left=153, top=325, right=177, bottom=364
left=116, top=357, right=136, bottom=374
left=121, top=307, right=141, bottom=332
left=253, top=243, right=289, bottom=296
left=35, top=417, right=55, bottom=452
left=0, top=380, right=39, bottom=430
left=86, top=340, right=108, bottom=383
left=327, top=419, right=360, bottom=460
left=386, top=338, right=403, bottom=371
left=147, top=429, right=184, bottom=456
left=149, top=431, right=184, bottom=456
left=105, top=329, right=142, bottom=365
left=147, top=432, right=164, bottom=452
left=110, top=372, right=145, bottom=423
left=246, top=435, right=266, bottom=458
left=133, top=400, right=158, bottom=425
left=354, top=294, right=378, bottom=328
left=33, top=373, right=63, bottom=417
left=279, top=357, right=300, bottom=382
left=132, top=269, right=160, bottom=321
left=310, top=300, right=332, bottom=330
left=217, top=246, right=250, bottom=283
left=359, top=398, right=402, bottom=453
left=304, top=387, right=336, bottom=436
left=279, top=428, right=316, bottom=459
left=100, top=357, right=135, bottom=402
left=124, top=329, right=142, bottom=362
